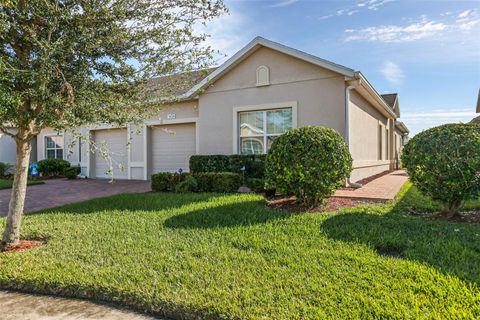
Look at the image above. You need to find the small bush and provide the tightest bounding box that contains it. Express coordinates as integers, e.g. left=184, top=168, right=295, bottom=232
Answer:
left=175, top=176, right=198, bottom=193
left=190, top=155, right=265, bottom=178
left=265, top=126, right=352, bottom=206
left=151, top=172, right=190, bottom=192
left=64, top=166, right=81, bottom=179
left=246, top=178, right=265, bottom=193
left=0, top=162, right=13, bottom=177
left=38, top=159, right=70, bottom=177
left=402, top=123, right=480, bottom=216
left=194, top=172, right=243, bottom=193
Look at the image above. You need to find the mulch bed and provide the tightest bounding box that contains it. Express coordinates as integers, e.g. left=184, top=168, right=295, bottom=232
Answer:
left=267, top=195, right=384, bottom=213
left=1, top=240, right=45, bottom=253
left=423, top=210, right=480, bottom=224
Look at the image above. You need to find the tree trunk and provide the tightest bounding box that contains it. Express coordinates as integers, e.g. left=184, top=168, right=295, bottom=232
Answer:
left=2, top=139, right=32, bottom=246
left=442, top=200, right=462, bottom=219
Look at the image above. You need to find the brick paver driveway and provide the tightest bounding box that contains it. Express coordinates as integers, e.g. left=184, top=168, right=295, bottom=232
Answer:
left=0, top=179, right=151, bottom=216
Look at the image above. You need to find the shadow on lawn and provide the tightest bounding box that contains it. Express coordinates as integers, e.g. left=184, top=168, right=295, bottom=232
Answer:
left=164, top=199, right=295, bottom=229
left=32, top=192, right=217, bottom=216
left=321, top=187, right=480, bottom=285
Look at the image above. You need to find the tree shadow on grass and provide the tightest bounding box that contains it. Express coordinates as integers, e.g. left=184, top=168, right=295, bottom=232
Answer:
left=30, top=192, right=217, bottom=216
left=321, top=187, right=480, bottom=285
left=164, top=198, right=295, bottom=229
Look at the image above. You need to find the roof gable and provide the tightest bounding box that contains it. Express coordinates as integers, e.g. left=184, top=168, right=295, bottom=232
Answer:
left=183, top=36, right=355, bottom=98
left=381, top=93, right=400, bottom=117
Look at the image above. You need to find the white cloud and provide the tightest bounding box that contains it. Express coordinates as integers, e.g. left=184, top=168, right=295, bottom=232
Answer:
left=345, top=16, right=447, bottom=42
left=458, top=9, right=472, bottom=18
left=320, top=0, right=394, bottom=20
left=366, top=0, right=394, bottom=11
left=194, top=10, right=251, bottom=63
left=345, top=10, right=480, bottom=43
left=267, top=0, right=299, bottom=8
left=401, top=108, right=477, bottom=136
left=380, top=61, right=404, bottom=85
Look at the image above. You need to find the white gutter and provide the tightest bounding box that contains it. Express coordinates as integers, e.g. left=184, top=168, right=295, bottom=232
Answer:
left=345, top=79, right=362, bottom=188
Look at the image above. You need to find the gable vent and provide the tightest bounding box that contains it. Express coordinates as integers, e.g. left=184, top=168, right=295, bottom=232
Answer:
left=256, top=65, right=270, bottom=86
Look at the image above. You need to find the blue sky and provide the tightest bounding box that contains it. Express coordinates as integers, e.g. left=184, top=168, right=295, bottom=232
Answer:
left=198, top=0, right=480, bottom=135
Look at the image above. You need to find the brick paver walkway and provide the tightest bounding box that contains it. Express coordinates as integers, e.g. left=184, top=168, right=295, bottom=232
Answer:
left=334, top=170, right=408, bottom=200
left=0, top=179, right=151, bottom=216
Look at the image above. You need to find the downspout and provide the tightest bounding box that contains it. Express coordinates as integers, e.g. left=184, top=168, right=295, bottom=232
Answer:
left=345, top=78, right=362, bottom=188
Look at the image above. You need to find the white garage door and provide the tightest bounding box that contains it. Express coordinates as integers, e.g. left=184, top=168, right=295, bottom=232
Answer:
left=94, top=129, right=128, bottom=179
left=151, top=123, right=196, bottom=173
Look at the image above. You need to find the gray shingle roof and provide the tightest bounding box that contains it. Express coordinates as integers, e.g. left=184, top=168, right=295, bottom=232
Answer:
left=381, top=93, right=397, bottom=109
left=144, top=68, right=217, bottom=99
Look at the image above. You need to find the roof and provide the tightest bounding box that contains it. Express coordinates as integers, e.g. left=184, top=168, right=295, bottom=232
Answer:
left=145, top=36, right=401, bottom=121
left=395, top=121, right=409, bottom=134
left=381, top=93, right=400, bottom=117
left=471, top=115, right=480, bottom=124
left=144, top=68, right=216, bottom=98
left=381, top=93, right=397, bottom=109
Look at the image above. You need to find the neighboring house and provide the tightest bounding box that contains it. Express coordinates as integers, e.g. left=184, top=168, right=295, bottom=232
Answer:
left=3, top=37, right=409, bottom=182
left=472, top=89, right=480, bottom=124
left=0, top=128, right=37, bottom=165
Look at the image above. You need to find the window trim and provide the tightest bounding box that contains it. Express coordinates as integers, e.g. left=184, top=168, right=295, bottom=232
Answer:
left=233, top=101, right=298, bottom=154
left=44, top=134, right=65, bottom=160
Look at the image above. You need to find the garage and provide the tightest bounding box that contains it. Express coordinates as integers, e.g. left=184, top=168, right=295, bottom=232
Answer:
left=151, top=123, right=196, bottom=174
left=94, top=128, right=128, bottom=179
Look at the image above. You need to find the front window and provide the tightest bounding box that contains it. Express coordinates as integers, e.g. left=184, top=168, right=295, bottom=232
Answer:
left=45, top=136, right=64, bottom=159
left=239, top=108, right=292, bottom=154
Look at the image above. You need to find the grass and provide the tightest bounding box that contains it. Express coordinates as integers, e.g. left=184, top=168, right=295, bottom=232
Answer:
left=0, top=182, right=479, bottom=319
left=0, top=179, right=44, bottom=190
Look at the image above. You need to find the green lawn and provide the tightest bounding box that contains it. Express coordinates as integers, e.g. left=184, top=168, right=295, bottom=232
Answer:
left=0, top=179, right=44, bottom=190
left=0, top=182, right=479, bottom=319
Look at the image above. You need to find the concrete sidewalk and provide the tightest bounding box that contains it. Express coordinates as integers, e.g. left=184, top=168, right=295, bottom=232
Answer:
left=0, top=291, right=158, bottom=320
left=334, top=170, right=408, bottom=200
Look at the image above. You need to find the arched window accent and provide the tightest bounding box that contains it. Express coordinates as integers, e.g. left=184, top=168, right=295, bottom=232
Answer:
left=256, top=65, right=270, bottom=86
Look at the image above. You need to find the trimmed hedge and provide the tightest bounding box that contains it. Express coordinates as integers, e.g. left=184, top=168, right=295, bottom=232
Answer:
left=175, top=176, right=198, bottom=193
left=265, top=126, right=352, bottom=206
left=151, top=172, right=242, bottom=193
left=190, top=155, right=265, bottom=178
left=402, top=123, right=480, bottom=215
left=64, top=166, right=81, bottom=179
left=194, top=172, right=243, bottom=193
left=151, top=172, right=190, bottom=192
left=38, top=159, right=70, bottom=177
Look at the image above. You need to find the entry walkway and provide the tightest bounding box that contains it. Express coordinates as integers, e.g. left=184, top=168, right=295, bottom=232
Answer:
left=334, top=170, right=408, bottom=200
left=0, top=179, right=151, bottom=216
left=0, top=291, right=156, bottom=320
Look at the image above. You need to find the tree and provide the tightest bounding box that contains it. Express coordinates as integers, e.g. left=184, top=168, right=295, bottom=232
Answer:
left=401, top=123, right=480, bottom=218
left=0, top=0, right=226, bottom=246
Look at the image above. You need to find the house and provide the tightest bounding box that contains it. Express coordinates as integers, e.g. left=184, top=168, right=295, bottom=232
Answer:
left=0, top=128, right=37, bottom=165
left=472, top=89, right=480, bottom=124
left=2, top=37, right=409, bottom=182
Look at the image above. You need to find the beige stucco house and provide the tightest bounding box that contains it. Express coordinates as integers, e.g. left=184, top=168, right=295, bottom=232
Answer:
left=1, top=37, right=409, bottom=182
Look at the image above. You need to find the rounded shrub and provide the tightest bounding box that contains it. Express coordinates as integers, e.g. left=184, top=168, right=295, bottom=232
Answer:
left=175, top=176, right=198, bottom=193
left=265, top=126, right=352, bottom=206
left=402, top=123, right=480, bottom=216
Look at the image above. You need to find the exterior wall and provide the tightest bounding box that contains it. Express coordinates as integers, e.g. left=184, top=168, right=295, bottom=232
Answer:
left=198, top=47, right=346, bottom=155
left=37, top=128, right=64, bottom=161
left=349, top=90, right=393, bottom=182
left=73, top=100, right=199, bottom=180
left=393, top=127, right=404, bottom=169
left=0, top=129, right=18, bottom=164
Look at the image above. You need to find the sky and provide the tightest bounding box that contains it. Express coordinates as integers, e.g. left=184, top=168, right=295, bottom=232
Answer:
left=197, top=0, right=480, bottom=136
